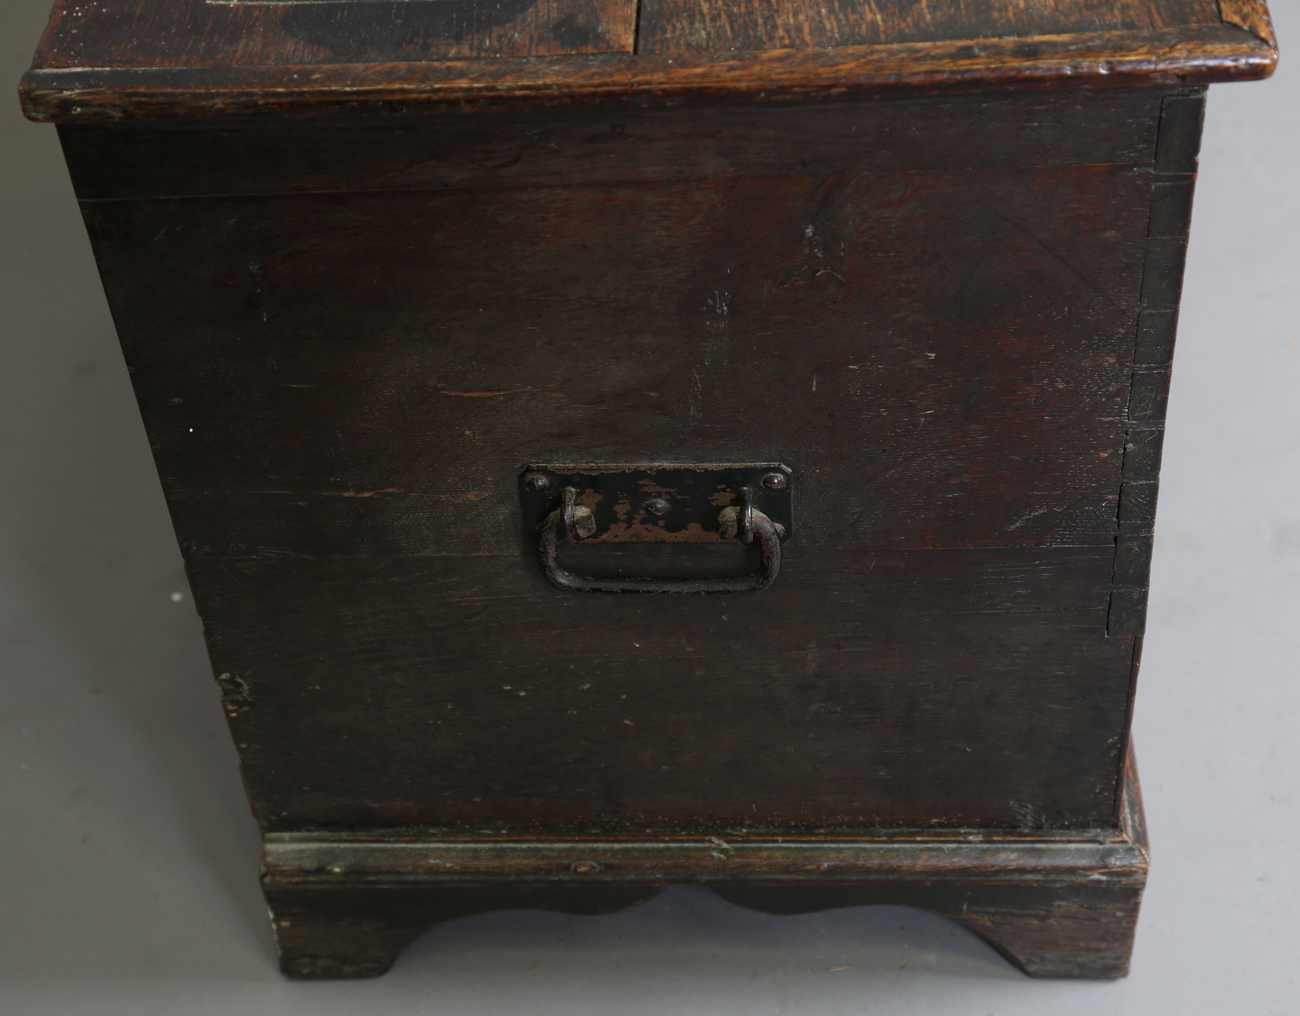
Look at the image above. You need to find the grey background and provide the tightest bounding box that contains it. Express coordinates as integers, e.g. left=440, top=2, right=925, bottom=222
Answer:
left=2, top=0, right=1297, bottom=1010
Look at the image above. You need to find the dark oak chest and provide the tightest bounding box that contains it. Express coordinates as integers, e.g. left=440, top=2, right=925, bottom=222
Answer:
left=21, top=0, right=1277, bottom=980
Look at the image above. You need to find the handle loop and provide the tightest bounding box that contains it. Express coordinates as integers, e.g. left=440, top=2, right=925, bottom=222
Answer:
left=537, top=487, right=782, bottom=595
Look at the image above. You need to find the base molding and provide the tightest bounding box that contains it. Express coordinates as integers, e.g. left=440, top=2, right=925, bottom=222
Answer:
left=263, top=758, right=1148, bottom=980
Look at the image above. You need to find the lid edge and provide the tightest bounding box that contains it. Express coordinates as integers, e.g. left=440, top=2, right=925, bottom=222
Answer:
left=21, top=24, right=1277, bottom=124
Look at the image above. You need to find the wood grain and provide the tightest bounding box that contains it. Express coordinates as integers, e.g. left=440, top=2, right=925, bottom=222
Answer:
left=1219, top=0, right=1277, bottom=45
left=22, top=24, right=1275, bottom=122
left=195, top=549, right=1134, bottom=833
left=638, top=0, right=1217, bottom=55
left=1106, top=91, right=1198, bottom=637
left=263, top=874, right=1144, bottom=978
left=266, top=884, right=668, bottom=978
left=63, top=91, right=1184, bottom=846
left=24, top=0, right=1236, bottom=71
left=31, top=0, right=636, bottom=68
left=258, top=757, right=1147, bottom=978
left=57, top=91, right=1166, bottom=201
left=22, top=0, right=1232, bottom=975
left=80, top=162, right=1158, bottom=556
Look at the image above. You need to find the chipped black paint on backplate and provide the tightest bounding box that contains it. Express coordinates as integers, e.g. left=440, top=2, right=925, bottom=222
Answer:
left=519, top=463, right=794, bottom=544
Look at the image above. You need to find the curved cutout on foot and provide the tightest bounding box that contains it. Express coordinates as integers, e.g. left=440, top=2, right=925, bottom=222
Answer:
left=269, top=884, right=668, bottom=979
left=708, top=884, right=1140, bottom=978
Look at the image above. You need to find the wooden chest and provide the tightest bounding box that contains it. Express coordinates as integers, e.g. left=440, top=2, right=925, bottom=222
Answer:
left=21, top=0, right=1277, bottom=980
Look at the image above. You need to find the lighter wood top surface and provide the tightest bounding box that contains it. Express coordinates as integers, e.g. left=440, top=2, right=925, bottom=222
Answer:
left=21, top=0, right=1277, bottom=119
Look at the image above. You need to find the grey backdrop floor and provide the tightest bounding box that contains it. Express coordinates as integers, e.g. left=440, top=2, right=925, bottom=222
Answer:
left=2, top=2, right=1297, bottom=1013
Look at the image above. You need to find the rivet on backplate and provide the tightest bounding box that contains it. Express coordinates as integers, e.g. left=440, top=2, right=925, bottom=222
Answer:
left=524, top=473, right=551, bottom=491
left=761, top=472, right=787, bottom=490
left=646, top=498, right=670, bottom=516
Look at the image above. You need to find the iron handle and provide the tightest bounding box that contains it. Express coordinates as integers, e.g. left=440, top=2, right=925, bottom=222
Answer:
left=537, top=487, right=783, bottom=595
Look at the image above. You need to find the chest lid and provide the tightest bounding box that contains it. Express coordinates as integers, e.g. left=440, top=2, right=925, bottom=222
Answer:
left=21, top=0, right=1277, bottom=121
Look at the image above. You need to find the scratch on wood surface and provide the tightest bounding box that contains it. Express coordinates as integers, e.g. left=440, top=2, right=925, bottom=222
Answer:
left=1006, top=507, right=1048, bottom=530
left=428, top=378, right=532, bottom=397
left=320, top=488, right=404, bottom=497
left=987, top=206, right=1114, bottom=305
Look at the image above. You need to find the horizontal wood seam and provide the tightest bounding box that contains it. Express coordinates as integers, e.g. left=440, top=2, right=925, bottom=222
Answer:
left=68, top=159, right=1162, bottom=204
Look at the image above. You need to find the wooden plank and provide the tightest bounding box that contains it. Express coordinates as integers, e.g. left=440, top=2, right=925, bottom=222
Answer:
left=1102, top=94, right=1196, bottom=636
left=25, top=0, right=1228, bottom=71
left=80, top=162, right=1152, bottom=555
left=237, top=757, right=1153, bottom=978
left=192, top=548, right=1133, bottom=833
left=1154, top=92, right=1207, bottom=172
left=261, top=875, right=1145, bottom=978
left=638, top=0, right=1218, bottom=55
left=21, top=25, right=1275, bottom=122
left=58, top=90, right=1165, bottom=201
left=30, top=0, right=636, bottom=69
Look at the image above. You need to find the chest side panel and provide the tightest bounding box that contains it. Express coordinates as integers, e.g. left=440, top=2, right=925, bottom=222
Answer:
left=70, top=91, right=1195, bottom=834
left=193, top=550, right=1129, bottom=832
left=85, top=165, right=1147, bottom=555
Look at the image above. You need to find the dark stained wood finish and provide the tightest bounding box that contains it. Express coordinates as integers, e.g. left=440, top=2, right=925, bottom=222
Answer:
left=714, top=878, right=1143, bottom=978
left=268, top=877, right=1145, bottom=978
left=266, top=884, right=669, bottom=978
left=56, top=91, right=1167, bottom=201
left=196, top=549, right=1133, bottom=832
left=259, top=753, right=1149, bottom=978
left=61, top=88, right=1198, bottom=841
left=85, top=160, right=1159, bottom=556
left=22, top=0, right=1250, bottom=976
left=638, top=0, right=1216, bottom=54
left=48, top=84, right=1199, bottom=975
left=31, top=0, right=637, bottom=68
left=1104, top=90, right=1200, bottom=636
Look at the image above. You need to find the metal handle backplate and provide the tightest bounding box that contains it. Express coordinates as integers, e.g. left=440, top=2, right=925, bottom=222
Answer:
left=521, top=464, right=792, bottom=596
